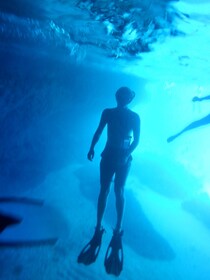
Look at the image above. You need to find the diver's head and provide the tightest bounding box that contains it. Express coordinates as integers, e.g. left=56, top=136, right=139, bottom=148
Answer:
left=115, top=87, right=135, bottom=107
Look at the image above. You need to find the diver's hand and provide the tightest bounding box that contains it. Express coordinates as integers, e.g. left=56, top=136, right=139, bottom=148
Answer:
left=192, top=96, right=201, bottom=102
left=87, top=149, right=94, bottom=161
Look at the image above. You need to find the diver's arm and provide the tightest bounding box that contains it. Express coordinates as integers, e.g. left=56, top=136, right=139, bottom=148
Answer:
left=87, top=110, right=107, bottom=161
left=128, top=115, right=140, bottom=155
left=192, top=95, right=210, bottom=102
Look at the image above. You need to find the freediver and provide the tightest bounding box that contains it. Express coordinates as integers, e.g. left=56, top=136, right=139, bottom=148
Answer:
left=167, top=95, right=210, bottom=143
left=77, top=87, right=140, bottom=276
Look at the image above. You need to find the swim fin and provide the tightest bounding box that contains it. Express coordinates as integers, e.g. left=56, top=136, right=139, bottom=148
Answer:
left=77, top=228, right=105, bottom=265
left=104, top=230, right=123, bottom=277
left=0, top=212, right=22, bottom=233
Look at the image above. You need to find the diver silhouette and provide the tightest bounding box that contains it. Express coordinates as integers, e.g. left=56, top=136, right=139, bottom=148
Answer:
left=77, top=87, right=140, bottom=276
left=167, top=95, right=210, bottom=143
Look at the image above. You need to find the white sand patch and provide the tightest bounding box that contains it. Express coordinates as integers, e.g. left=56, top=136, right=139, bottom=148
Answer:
left=132, top=187, right=210, bottom=280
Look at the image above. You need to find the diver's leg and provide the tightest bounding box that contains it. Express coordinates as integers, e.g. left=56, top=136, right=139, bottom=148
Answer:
left=114, top=185, right=125, bottom=233
left=96, top=159, right=114, bottom=230
left=167, top=113, right=210, bottom=142
left=114, top=159, right=131, bottom=232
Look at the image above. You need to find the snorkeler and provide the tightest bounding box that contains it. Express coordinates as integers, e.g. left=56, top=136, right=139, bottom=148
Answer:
left=77, top=87, right=140, bottom=276
left=167, top=95, right=210, bottom=143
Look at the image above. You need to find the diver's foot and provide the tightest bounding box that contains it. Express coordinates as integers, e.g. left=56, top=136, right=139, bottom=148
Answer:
left=0, top=213, right=21, bottom=233
left=104, top=230, right=124, bottom=277
left=77, top=227, right=105, bottom=265
left=167, top=135, right=176, bottom=143
left=91, top=227, right=105, bottom=247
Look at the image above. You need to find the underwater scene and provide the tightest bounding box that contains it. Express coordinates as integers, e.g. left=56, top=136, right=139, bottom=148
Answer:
left=0, top=0, right=210, bottom=279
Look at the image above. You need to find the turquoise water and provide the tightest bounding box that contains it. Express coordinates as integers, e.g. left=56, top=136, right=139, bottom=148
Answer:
left=0, top=2, right=210, bottom=279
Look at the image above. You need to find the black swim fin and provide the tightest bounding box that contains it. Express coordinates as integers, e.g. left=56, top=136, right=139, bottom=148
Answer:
left=0, top=212, right=22, bottom=233
left=77, top=228, right=105, bottom=265
left=104, top=230, right=123, bottom=277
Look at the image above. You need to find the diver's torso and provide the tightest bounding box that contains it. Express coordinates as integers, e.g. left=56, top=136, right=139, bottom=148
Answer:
left=101, top=107, right=138, bottom=159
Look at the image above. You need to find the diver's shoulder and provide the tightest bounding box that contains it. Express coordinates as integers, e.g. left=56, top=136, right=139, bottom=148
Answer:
left=103, top=108, right=115, bottom=114
left=101, top=108, right=115, bottom=119
left=128, top=109, right=140, bottom=119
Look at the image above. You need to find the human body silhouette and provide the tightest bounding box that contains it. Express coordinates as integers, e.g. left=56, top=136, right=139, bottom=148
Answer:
left=167, top=95, right=210, bottom=143
left=88, top=87, right=140, bottom=233
left=78, top=87, right=140, bottom=275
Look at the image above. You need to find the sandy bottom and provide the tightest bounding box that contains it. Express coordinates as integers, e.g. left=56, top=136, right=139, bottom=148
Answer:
left=0, top=164, right=210, bottom=280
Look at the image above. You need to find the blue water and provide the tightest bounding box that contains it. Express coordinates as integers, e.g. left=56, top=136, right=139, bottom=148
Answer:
left=1, top=2, right=210, bottom=279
